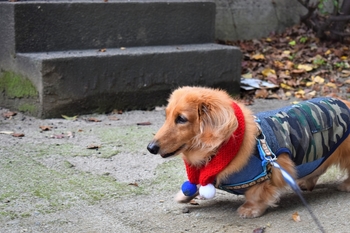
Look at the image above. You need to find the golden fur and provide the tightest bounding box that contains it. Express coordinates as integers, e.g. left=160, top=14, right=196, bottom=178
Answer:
left=148, top=86, right=350, bottom=218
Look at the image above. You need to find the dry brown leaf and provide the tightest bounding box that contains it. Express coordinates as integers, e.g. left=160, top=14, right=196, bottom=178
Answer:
left=3, top=111, right=17, bottom=119
left=87, top=144, right=100, bottom=149
left=128, top=182, right=139, bottom=187
left=87, top=117, right=101, bottom=122
left=12, top=133, right=25, bottom=137
left=294, top=90, right=305, bottom=98
left=261, top=68, right=276, bottom=77
left=39, top=125, right=52, bottom=131
left=326, top=82, right=337, bottom=89
left=280, top=83, right=294, bottom=90
left=292, top=212, right=301, bottom=222
left=251, top=54, right=265, bottom=60
left=255, top=89, right=269, bottom=99
left=291, top=69, right=306, bottom=74
left=298, top=64, right=313, bottom=71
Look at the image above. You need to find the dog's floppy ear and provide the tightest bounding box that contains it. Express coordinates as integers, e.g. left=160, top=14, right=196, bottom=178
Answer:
left=196, top=100, right=238, bottom=149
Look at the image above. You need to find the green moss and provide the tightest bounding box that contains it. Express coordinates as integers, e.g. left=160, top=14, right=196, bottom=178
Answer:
left=96, top=125, right=155, bottom=153
left=0, top=147, right=143, bottom=219
left=0, top=71, right=38, bottom=98
left=152, top=158, right=186, bottom=192
left=18, top=103, right=37, bottom=114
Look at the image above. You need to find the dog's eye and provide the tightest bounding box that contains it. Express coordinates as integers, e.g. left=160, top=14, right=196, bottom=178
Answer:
left=175, top=115, right=188, bottom=124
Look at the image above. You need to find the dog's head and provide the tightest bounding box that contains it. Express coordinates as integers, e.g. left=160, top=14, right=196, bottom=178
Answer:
left=147, top=86, right=238, bottom=161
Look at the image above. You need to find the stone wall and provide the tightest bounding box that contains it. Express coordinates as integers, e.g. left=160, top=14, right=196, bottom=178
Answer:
left=215, top=0, right=308, bottom=41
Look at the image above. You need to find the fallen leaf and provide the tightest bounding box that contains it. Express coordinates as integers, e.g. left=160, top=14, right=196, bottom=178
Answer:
left=326, top=82, right=337, bottom=89
left=294, top=89, right=305, bottom=98
left=3, top=111, right=17, bottom=118
left=251, top=54, right=265, bottom=60
left=87, top=144, right=100, bottom=149
left=297, top=64, right=313, bottom=72
left=291, top=69, right=306, bottom=74
left=98, top=48, right=107, bottom=52
left=313, top=75, right=325, bottom=84
left=289, top=40, right=296, bottom=46
left=255, top=89, right=269, bottom=99
left=274, top=61, right=284, bottom=69
left=305, top=90, right=317, bottom=98
left=280, top=83, right=294, bottom=90
left=128, top=182, right=139, bottom=187
left=306, top=81, right=314, bottom=87
left=261, top=68, right=276, bottom=77
left=87, top=117, right=101, bottom=122
left=324, top=49, right=331, bottom=55
left=12, top=133, right=25, bottom=137
left=292, top=212, right=301, bottom=222
left=39, top=125, right=52, bottom=131
left=284, top=60, right=294, bottom=70
left=242, top=73, right=253, bottom=79
left=62, top=115, right=78, bottom=121
left=137, top=122, right=152, bottom=126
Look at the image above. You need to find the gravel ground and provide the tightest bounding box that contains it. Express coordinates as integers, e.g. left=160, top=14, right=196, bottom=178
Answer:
left=0, top=98, right=349, bottom=233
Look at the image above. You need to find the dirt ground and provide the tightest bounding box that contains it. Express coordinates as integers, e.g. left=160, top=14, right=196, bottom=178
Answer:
left=1, top=98, right=350, bottom=233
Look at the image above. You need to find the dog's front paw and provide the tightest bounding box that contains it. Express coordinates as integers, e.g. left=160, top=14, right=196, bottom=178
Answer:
left=174, top=190, right=197, bottom=203
left=337, top=181, right=350, bottom=192
left=237, top=202, right=266, bottom=218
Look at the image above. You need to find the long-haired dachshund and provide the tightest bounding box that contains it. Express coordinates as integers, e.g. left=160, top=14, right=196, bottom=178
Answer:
left=147, top=86, right=350, bottom=218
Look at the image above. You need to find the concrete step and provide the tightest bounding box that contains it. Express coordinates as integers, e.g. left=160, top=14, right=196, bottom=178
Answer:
left=2, top=44, right=241, bottom=118
left=0, top=1, right=242, bottom=118
left=0, top=1, right=215, bottom=54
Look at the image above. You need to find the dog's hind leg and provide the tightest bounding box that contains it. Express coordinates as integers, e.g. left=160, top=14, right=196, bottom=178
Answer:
left=336, top=136, right=350, bottom=192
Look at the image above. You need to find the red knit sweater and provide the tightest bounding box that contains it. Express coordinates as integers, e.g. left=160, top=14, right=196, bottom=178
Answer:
left=184, top=102, right=245, bottom=186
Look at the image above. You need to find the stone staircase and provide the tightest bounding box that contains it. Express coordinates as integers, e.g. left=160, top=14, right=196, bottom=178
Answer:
left=0, top=0, right=241, bottom=118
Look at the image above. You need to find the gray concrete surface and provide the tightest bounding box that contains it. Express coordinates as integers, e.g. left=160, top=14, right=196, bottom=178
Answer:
left=1, top=98, right=349, bottom=232
left=12, top=44, right=240, bottom=118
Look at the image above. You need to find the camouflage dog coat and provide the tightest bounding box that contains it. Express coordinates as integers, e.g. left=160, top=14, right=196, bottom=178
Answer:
left=219, top=97, right=350, bottom=195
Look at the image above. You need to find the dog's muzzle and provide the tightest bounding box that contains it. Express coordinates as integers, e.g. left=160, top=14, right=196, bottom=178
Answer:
left=147, top=141, right=160, bottom=154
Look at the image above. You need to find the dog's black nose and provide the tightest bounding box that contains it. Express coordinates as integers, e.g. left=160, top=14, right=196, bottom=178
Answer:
left=147, top=141, right=160, bottom=154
